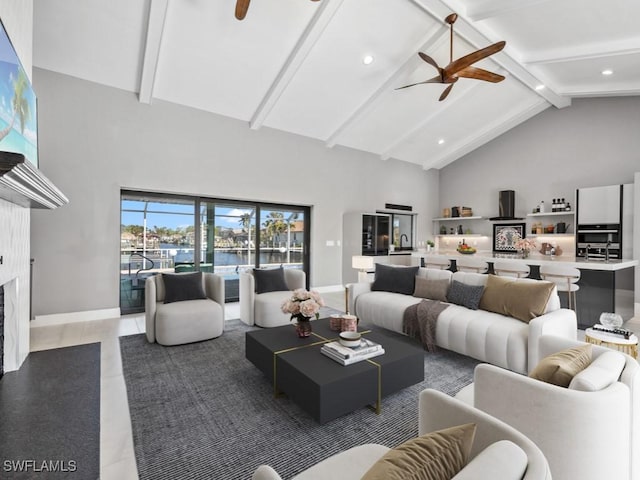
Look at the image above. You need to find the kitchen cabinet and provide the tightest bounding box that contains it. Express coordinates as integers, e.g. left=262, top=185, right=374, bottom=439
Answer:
left=577, top=185, right=622, bottom=224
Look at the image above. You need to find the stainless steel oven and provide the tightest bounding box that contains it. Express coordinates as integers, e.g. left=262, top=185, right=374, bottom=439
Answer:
left=576, top=223, right=621, bottom=259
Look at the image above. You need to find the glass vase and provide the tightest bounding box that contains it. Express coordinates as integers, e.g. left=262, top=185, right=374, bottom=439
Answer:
left=295, top=319, right=312, bottom=338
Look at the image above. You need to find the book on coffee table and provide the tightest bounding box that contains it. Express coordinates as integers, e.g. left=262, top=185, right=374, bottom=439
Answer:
left=321, top=344, right=385, bottom=366
left=322, top=338, right=383, bottom=359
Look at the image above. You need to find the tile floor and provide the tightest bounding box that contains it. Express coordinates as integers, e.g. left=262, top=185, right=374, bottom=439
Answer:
left=28, top=290, right=638, bottom=480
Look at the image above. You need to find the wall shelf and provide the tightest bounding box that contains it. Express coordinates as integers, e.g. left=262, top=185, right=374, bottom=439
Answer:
left=432, top=216, right=484, bottom=221
left=527, top=211, right=574, bottom=217
left=436, top=234, right=485, bottom=237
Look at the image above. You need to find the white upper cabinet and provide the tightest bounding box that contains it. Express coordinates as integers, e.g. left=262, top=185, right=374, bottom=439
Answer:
left=577, top=185, right=622, bottom=224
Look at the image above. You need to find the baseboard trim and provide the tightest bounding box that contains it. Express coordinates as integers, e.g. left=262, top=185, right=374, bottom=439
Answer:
left=312, top=284, right=344, bottom=293
left=31, top=308, right=122, bottom=327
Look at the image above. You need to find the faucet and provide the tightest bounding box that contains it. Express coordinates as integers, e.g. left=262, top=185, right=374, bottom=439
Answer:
left=585, top=244, right=590, bottom=260
left=605, top=241, right=611, bottom=262
left=400, top=234, right=409, bottom=248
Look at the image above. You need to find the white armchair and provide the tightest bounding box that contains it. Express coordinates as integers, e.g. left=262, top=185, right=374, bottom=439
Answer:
left=252, top=389, right=551, bottom=480
left=240, top=268, right=306, bottom=327
left=466, top=335, right=640, bottom=480
left=145, top=272, right=225, bottom=345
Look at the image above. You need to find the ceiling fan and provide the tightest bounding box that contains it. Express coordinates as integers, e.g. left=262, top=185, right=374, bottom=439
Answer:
left=235, top=0, right=321, bottom=20
left=397, top=13, right=506, bottom=101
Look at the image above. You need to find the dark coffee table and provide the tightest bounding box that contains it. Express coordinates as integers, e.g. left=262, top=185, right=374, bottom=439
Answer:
left=245, top=318, right=424, bottom=424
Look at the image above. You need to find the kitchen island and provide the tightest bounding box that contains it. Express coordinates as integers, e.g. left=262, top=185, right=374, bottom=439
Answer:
left=411, top=251, right=638, bottom=329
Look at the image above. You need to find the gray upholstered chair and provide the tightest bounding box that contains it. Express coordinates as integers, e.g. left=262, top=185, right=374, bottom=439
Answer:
left=240, top=268, right=306, bottom=327
left=145, top=272, right=225, bottom=345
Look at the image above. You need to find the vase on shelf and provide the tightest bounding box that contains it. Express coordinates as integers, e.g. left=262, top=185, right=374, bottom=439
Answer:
left=294, top=317, right=312, bottom=338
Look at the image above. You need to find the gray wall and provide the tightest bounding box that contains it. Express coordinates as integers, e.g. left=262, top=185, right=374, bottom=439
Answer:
left=30, top=68, right=439, bottom=317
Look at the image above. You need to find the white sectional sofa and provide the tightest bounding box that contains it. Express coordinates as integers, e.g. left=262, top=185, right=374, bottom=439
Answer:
left=348, top=267, right=577, bottom=374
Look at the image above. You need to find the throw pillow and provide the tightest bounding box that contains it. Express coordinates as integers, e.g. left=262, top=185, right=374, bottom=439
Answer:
left=361, top=423, right=476, bottom=480
left=479, top=275, right=555, bottom=323
left=253, top=266, right=289, bottom=294
left=447, top=281, right=485, bottom=310
left=413, top=277, right=450, bottom=302
left=371, top=263, right=420, bottom=296
left=162, top=272, right=207, bottom=304
left=529, top=344, right=592, bottom=387
left=451, top=440, right=528, bottom=480
left=568, top=350, right=626, bottom=392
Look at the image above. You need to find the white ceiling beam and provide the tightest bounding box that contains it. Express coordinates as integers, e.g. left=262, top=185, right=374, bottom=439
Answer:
left=325, top=23, right=449, bottom=148
left=380, top=81, right=481, bottom=162
left=559, top=84, right=640, bottom=98
left=522, top=41, right=640, bottom=65
left=464, top=0, right=553, bottom=22
left=424, top=98, right=549, bottom=170
left=411, top=0, right=571, bottom=108
left=138, top=0, right=169, bottom=104
left=249, top=0, right=344, bottom=130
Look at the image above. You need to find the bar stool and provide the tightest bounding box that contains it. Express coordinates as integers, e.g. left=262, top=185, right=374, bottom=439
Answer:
left=492, top=260, right=530, bottom=278
left=422, top=255, right=451, bottom=270
left=539, top=264, right=580, bottom=310
left=455, top=257, right=489, bottom=274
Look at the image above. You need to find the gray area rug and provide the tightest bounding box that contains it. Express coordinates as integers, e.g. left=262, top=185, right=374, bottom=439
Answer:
left=0, top=343, right=100, bottom=479
left=120, top=320, right=479, bottom=480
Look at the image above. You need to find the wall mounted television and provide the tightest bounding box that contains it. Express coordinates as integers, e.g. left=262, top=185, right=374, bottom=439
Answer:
left=0, top=19, right=37, bottom=168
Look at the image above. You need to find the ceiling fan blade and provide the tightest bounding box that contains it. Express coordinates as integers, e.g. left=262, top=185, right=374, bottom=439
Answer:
left=444, top=41, right=506, bottom=79
left=395, top=75, right=444, bottom=90
left=418, top=52, right=441, bottom=71
left=456, top=66, right=505, bottom=83
left=235, top=0, right=250, bottom=20
left=439, top=84, right=455, bottom=101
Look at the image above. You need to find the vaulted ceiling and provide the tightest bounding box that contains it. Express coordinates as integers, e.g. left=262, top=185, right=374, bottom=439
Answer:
left=33, top=0, right=640, bottom=170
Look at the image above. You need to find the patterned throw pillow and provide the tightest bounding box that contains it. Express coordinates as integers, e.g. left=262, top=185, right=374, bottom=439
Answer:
left=446, top=280, right=484, bottom=310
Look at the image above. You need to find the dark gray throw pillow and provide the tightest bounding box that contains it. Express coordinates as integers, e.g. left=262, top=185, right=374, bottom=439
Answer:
left=447, top=280, right=485, bottom=310
left=162, top=272, right=207, bottom=304
left=253, top=266, right=289, bottom=294
left=371, top=263, right=420, bottom=296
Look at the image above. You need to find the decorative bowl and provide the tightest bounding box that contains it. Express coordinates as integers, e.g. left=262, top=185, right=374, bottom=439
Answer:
left=599, top=312, right=623, bottom=329
left=339, top=331, right=362, bottom=348
left=457, top=247, right=477, bottom=255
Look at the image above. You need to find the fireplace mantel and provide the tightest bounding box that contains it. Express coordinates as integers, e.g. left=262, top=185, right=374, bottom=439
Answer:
left=0, top=151, right=68, bottom=209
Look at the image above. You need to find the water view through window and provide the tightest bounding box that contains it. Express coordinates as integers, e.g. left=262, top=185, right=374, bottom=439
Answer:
left=120, top=191, right=309, bottom=314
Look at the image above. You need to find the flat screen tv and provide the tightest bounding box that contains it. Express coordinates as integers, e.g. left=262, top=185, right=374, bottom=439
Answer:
left=0, top=19, right=37, bottom=168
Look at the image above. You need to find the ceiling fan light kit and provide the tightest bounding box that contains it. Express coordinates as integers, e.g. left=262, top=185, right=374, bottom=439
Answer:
left=397, top=12, right=506, bottom=101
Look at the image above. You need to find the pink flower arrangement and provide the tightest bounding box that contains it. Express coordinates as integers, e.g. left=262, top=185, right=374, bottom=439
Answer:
left=513, top=235, right=536, bottom=253
left=282, top=288, right=325, bottom=322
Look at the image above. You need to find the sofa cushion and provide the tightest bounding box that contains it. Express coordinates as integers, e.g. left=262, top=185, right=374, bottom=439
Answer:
left=162, top=272, right=207, bottom=304
left=413, top=277, right=450, bottom=302
left=253, top=266, right=289, bottom=294
left=361, top=423, right=476, bottom=480
left=569, top=350, right=626, bottom=391
left=479, top=275, right=555, bottom=323
left=447, top=281, right=484, bottom=310
left=529, top=344, right=592, bottom=387
left=371, top=263, right=419, bottom=295
left=451, top=440, right=528, bottom=480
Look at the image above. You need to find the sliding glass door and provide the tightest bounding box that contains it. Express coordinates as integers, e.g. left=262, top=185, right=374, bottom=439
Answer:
left=120, top=191, right=310, bottom=314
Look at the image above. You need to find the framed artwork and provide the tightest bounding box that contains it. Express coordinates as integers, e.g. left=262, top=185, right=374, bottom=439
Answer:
left=0, top=19, right=38, bottom=167
left=493, top=223, right=526, bottom=253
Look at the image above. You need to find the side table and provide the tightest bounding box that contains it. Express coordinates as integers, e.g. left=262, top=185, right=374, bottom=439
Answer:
left=584, top=327, right=638, bottom=359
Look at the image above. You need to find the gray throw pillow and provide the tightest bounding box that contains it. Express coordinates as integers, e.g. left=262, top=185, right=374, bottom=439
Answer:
left=162, top=272, right=207, bottom=304
left=371, top=263, right=420, bottom=296
left=447, top=280, right=484, bottom=310
left=413, top=277, right=450, bottom=302
left=253, top=266, right=289, bottom=294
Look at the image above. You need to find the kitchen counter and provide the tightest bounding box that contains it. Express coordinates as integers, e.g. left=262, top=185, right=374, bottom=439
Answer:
left=411, top=251, right=638, bottom=271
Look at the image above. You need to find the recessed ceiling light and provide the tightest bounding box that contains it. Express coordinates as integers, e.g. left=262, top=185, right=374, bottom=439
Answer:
left=438, top=139, right=445, bottom=145
left=535, top=84, right=545, bottom=91
left=362, top=55, right=374, bottom=65
left=601, top=69, right=613, bottom=76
